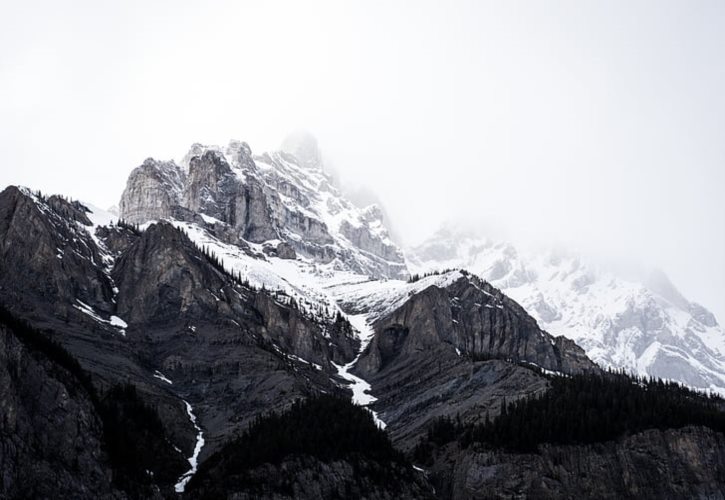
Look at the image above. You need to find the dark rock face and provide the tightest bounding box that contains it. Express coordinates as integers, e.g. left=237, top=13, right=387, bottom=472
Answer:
left=114, top=219, right=358, bottom=456
left=275, top=241, right=296, bottom=259
left=370, top=354, right=551, bottom=452
left=4, top=182, right=725, bottom=499
left=112, top=221, right=356, bottom=368
left=437, top=426, right=725, bottom=499
left=350, top=272, right=597, bottom=451
left=0, top=321, right=118, bottom=499
left=192, top=456, right=433, bottom=500
left=0, top=186, right=115, bottom=318
left=0, top=186, right=359, bottom=468
left=360, top=274, right=596, bottom=377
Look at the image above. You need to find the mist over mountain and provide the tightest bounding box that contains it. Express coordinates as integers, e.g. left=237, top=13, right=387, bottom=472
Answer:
left=2, top=1, right=724, bottom=498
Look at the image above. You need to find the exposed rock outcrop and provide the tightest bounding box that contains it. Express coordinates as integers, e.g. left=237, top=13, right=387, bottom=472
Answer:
left=119, top=158, right=185, bottom=224
left=408, top=227, right=725, bottom=393
left=0, top=186, right=116, bottom=317
left=119, top=138, right=407, bottom=279
left=329, top=271, right=597, bottom=451
left=359, top=273, right=596, bottom=377
left=436, top=426, right=725, bottom=499
left=0, top=321, right=118, bottom=499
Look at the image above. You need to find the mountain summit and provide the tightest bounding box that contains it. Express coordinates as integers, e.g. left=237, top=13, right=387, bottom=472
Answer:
left=120, top=137, right=407, bottom=280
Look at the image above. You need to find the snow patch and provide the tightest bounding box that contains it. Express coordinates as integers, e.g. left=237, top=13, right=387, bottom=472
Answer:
left=332, top=314, right=386, bottom=429
left=73, top=300, right=126, bottom=336
left=153, top=371, right=173, bottom=385
left=199, top=213, right=224, bottom=225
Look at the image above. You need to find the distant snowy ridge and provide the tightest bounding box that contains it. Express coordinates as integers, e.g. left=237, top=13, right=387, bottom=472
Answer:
left=407, top=227, right=725, bottom=394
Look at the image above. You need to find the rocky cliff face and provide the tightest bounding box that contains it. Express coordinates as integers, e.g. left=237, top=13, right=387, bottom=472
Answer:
left=408, top=228, right=725, bottom=394
left=0, top=187, right=116, bottom=318
left=434, top=426, right=725, bottom=499
left=0, top=185, right=359, bottom=470
left=327, top=271, right=597, bottom=451
left=358, top=272, right=596, bottom=377
left=119, top=158, right=186, bottom=225
left=0, top=321, right=118, bottom=499
left=119, top=136, right=407, bottom=279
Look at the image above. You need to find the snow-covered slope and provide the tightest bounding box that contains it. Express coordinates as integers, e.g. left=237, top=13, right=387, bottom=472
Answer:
left=407, top=228, right=725, bottom=393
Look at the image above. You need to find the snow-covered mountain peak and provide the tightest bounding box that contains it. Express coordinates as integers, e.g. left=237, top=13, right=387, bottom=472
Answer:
left=119, top=138, right=407, bottom=280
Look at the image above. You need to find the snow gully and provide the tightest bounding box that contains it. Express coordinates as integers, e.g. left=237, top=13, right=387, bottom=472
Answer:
left=174, top=400, right=205, bottom=493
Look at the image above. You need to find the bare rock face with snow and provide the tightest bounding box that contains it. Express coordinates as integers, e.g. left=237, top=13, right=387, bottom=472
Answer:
left=408, top=227, right=725, bottom=393
left=350, top=271, right=597, bottom=378
left=327, top=271, right=597, bottom=450
left=0, top=186, right=363, bottom=492
left=119, top=158, right=186, bottom=224
left=120, top=136, right=407, bottom=279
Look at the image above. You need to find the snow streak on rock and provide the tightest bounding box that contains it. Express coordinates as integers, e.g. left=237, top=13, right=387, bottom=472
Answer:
left=174, top=400, right=205, bottom=493
left=333, top=314, right=386, bottom=429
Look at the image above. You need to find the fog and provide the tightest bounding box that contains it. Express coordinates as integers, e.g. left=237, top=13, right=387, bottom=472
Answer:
left=1, top=1, right=723, bottom=320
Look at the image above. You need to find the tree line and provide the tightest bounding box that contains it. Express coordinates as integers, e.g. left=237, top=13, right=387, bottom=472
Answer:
left=189, top=394, right=408, bottom=495
left=414, top=368, right=725, bottom=463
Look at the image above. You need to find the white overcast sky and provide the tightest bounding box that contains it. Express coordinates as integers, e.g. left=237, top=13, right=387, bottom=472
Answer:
left=1, top=0, right=723, bottom=320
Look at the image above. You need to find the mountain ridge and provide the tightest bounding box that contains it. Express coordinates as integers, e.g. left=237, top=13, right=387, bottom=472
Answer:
left=2, top=132, right=725, bottom=498
left=407, top=227, right=725, bottom=394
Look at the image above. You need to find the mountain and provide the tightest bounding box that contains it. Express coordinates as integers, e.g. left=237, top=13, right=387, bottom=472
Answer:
left=407, top=227, right=725, bottom=393
left=327, top=269, right=597, bottom=451
left=0, top=184, right=363, bottom=497
left=2, top=134, right=725, bottom=499
left=120, top=136, right=406, bottom=280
